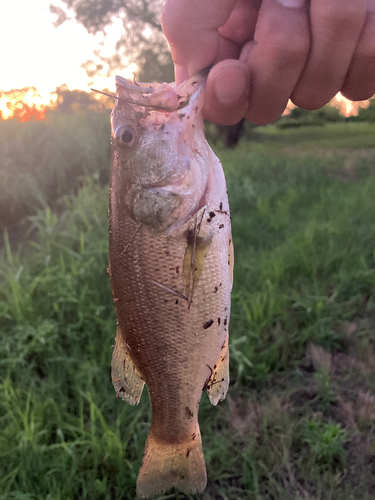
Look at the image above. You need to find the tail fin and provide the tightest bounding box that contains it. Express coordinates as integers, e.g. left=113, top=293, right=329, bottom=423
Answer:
left=136, top=432, right=207, bottom=499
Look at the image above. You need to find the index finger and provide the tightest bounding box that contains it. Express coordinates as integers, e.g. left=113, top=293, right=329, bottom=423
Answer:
left=161, top=0, right=239, bottom=83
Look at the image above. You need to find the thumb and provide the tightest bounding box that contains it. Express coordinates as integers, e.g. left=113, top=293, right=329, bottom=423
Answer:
left=204, top=60, right=250, bottom=125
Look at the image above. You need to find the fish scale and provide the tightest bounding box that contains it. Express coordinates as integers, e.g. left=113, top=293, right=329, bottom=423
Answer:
left=109, top=70, right=233, bottom=498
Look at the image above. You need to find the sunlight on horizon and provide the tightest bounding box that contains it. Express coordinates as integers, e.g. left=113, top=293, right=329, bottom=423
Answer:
left=331, top=93, right=370, bottom=117
left=0, top=0, right=136, bottom=116
left=283, top=94, right=370, bottom=119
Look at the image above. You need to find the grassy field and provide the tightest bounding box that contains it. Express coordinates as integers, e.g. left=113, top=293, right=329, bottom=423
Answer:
left=0, top=116, right=375, bottom=499
left=0, top=111, right=111, bottom=230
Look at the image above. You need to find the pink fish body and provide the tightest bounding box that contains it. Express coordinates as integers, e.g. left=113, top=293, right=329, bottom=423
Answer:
left=109, top=71, right=233, bottom=498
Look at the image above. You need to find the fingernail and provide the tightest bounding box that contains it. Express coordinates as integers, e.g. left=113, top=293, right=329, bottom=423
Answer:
left=239, top=41, right=255, bottom=64
left=274, top=0, right=307, bottom=7
left=213, top=65, right=249, bottom=105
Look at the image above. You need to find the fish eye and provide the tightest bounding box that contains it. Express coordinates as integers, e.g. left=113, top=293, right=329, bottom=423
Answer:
left=115, top=125, right=137, bottom=148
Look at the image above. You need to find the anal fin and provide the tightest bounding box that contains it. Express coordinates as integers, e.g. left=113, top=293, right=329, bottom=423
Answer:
left=207, top=341, right=229, bottom=406
left=111, top=328, right=144, bottom=405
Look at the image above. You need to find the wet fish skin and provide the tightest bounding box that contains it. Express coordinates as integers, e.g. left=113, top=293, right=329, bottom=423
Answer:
left=109, top=72, right=233, bottom=498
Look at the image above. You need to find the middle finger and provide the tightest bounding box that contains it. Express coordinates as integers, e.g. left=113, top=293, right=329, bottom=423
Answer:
left=243, top=0, right=310, bottom=124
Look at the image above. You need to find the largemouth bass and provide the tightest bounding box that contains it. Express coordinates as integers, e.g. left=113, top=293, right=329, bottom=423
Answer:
left=109, top=69, right=233, bottom=498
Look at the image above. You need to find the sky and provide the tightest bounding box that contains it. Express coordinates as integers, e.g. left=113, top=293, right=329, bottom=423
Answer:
left=0, top=0, right=136, bottom=103
left=0, top=0, right=370, bottom=119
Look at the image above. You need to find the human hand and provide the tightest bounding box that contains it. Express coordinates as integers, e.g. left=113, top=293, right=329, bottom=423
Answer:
left=162, top=0, right=375, bottom=125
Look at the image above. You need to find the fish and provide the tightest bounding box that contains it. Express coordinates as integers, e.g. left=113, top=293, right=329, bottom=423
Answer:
left=108, top=69, right=234, bottom=499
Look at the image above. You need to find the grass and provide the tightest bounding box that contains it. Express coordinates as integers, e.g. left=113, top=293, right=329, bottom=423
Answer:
left=257, top=121, right=375, bottom=149
left=0, top=111, right=111, bottom=230
left=0, top=116, right=375, bottom=499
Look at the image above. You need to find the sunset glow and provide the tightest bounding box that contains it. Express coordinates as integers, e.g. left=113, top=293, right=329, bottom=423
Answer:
left=0, top=88, right=48, bottom=121
left=331, top=93, right=370, bottom=117
left=0, top=0, right=137, bottom=120
left=282, top=93, right=370, bottom=119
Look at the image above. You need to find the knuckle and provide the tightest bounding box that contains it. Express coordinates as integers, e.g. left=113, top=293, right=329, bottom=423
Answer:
left=318, top=2, right=365, bottom=31
left=281, top=38, right=310, bottom=62
left=260, top=35, right=309, bottom=67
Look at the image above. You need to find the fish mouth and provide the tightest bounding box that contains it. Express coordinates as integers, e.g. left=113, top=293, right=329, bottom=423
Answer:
left=114, top=66, right=212, bottom=112
left=114, top=76, right=158, bottom=94
left=115, top=65, right=211, bottom=94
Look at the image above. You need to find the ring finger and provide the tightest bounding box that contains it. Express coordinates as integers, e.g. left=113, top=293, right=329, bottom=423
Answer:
left=341, top=1, right=375, bottom=101
left=292, top=0, right=367, bottom=109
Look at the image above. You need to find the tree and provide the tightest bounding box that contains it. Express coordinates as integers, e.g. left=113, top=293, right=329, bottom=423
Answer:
left=0, top=87, right=47, bottom=122
left=50, top=0, right=174, bottom=83
left=352, top=98, right=375, bottom=123
left=51, top=84, right=113, bottom=113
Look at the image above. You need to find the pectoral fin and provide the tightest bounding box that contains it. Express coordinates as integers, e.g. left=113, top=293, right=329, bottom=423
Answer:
left=182, top=207, right=212, bottom=306
left=111, top=328, right=145, bottom=405
left=206, top=341, right=229, bottom=406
